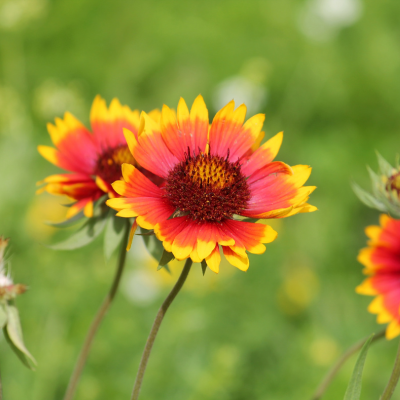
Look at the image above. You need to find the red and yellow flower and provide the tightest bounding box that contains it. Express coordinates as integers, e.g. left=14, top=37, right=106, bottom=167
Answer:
left=107, top=95, right=316, bottom=273
left=37, top=96, right=160, bottom=219
left=357, top=214, right=400, bottom=339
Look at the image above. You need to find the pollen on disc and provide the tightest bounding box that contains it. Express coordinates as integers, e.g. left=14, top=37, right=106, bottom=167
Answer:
left=165, top=151, right=250, bottom=223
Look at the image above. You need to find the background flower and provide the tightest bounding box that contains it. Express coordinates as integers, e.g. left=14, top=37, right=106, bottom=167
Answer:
left=37, top=96, right=160, bottom=219
left=356, top=214, right=400, bottom=339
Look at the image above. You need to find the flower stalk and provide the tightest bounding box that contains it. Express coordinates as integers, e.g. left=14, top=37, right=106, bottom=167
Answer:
left=380, top=338, right=400, bottom=400
left=131, top=258, right=193, bottom=400
left=63, top=219, right=130, bottom=400
left=311, top=329, right=386, bottom=400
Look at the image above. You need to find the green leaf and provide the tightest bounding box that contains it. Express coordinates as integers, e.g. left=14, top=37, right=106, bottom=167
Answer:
left=45, top=210, right=85, bottom=228
left=201, top=260, right=207, bottom=276
left=376, top=152, right=395, bottom=177
left=49, top=210, right=109, bottom=250
left=0, top=303, right=7, bottom=329
left=142, top=229, right=165, bottom=263
left=4, top=302, right=36, bottom=370
left=104, top=213, right=127, bottom=262
left=351, top=182, right=386, bottom=211
left=343, top=334, right=374, bottom=400
left=157, top=249, right=174, bottom=270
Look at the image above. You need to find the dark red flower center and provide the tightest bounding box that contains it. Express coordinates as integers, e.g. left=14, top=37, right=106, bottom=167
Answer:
left=165, top=151, right=250, bottom=222
left=95, top=145, right=136, bottom=184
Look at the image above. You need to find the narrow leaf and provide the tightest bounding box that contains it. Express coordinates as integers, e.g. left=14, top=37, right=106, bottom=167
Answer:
left=376, top=152, right=395, bottom=177
left=158, top=249, right=174, bottom=269
left=142, top=230, right=165, bottom=263
left=0, top=303, right=7, bottom=329
left=104, top=213, right=127, bottom=262
left=45, top=210, right=85, bottom=228
left=351, top=182, right=387, bottom=211
left=201, top=260, right=207, bottom=276
left=343, top=334, right=374, bottom=400
left=49, top=210, right=109, bottom=250
left=4, top=302, right=36, bottom=369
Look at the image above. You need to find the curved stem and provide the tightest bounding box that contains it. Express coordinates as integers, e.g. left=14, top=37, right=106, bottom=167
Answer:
left=0, top=367, right=2, bottom=400
left=311, top=329, right=386, bottom=400
left=131, top=258, right=193, bottom=400
left=63, top=220, right=130, bottom=400
left=380, top=337, right=400, bottom=400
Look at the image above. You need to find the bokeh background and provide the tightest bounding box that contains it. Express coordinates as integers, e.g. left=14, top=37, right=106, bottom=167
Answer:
left=1, top=0, right=400, bottom=398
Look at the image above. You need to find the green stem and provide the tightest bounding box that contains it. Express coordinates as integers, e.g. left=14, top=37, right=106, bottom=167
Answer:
left=131, top=258, right=193, bottom=400
left=380, top=337, right=400, bottom=400
left=311, top=329, right=386, bottom=400
left=63, top=220, right=130, bottom=400
left=0, top=367, right=2, bottom=400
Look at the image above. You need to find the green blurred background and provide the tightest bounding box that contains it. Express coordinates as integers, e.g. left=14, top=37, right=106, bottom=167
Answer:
left=1, top=0, right=400, bottom=398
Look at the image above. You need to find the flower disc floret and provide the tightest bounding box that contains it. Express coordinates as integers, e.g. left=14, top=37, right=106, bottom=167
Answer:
left=95, top=144, right=136, bottom=185
left=165, top=151, right=250, bottom=222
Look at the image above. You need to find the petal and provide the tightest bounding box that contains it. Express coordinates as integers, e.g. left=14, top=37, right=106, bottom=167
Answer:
left=107, top=166, right=174, bottom=228
left=172, top=221, right=201, bottom=260
left=221, top=219, right=277, bottom=254
left=245, top=161, right=293, bottom=185
left=161, top=95, right=209, bottom=160
left=209, top=100, right=265, bottom=162
left=356, top=278, right=379, bottom=295
left=126, top=220, right=138, bottom=251
left=196, top=222, right=235, bottom=259
left=242, top=165, right=315, bottom=219
left=45, top=115, right=97, bottom=174
left=66, top=197, right=95, bottom=219
left=155, top=217, right=190, bottom=252
left=90, top=95, right=141, bottom=152
left=222, top=246, right=249, bottom=271
left=205, top=244, right=221, bottom=273
left=386, top=320, right=400, bottom=339
left=241, top=132, right=283, bottom=177
left=124, top=112, right=179, bottom=178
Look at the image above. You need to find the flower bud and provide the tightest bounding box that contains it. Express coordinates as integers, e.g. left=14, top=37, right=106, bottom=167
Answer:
left=352, top=153, right=400, bottom=217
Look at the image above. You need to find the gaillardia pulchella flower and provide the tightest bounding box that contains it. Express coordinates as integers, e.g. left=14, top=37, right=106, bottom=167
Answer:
left=107, top=95, right=316, bottom=273
left=37, top=96, right=160, bottom=219
left=357, top=214, right=400, bottom=339
left=353, top=153, right=400, bottom=218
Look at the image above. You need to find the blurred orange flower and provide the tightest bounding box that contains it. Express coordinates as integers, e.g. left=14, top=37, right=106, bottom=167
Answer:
left=37, top=96, right=160, bottom=219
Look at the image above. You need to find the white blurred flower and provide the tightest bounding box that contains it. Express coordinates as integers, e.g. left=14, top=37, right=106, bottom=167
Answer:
left=0, top=0, right=47, bottom=30
left=213, top=58, right=270, bottom=115
left=33, top=79, right=86, bottom=121
left=123, top=269, right=160, bottom=306
left=298, top=0, right=363, bottom=42
left=0, top=86, right=30, bottom=136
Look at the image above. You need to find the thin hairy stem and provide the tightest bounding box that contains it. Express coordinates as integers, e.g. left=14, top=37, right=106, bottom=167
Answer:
left=63, top=220, right=130, bottom=400
left=311, top=329, right=386, bottom=400
left=380, top=337, right=400, bottom=400
left=131, top=258, right=193, bottom=400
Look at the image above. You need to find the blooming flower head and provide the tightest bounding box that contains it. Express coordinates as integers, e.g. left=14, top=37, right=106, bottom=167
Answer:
left=107, top=95, right=316, bottom=273
left=356, top=214, right=400, bottom=339
left=37, top=96, right=160, bottom=219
